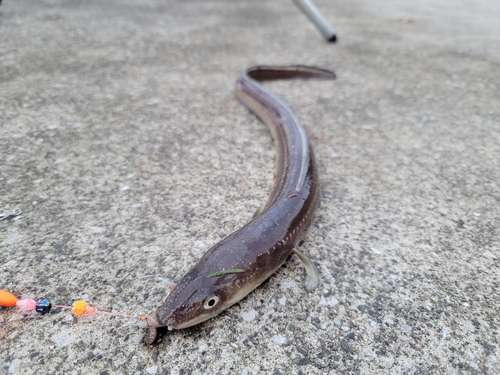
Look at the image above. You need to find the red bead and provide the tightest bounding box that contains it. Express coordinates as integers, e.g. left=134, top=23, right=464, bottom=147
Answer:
left=16, top=299, right=37, bottom=311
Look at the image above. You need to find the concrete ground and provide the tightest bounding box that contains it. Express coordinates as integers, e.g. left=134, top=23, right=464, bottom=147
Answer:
left=1, top=0, right=499, bottom=374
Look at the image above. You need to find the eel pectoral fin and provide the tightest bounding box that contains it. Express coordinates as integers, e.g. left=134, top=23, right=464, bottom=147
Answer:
left=252, top=204, right=265, bottom=219
left=292, top=247, right=319, bottom=291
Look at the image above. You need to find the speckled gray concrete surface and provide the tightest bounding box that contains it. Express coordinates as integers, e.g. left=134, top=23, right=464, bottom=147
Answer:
left=1, top=0, right=499, bottom=374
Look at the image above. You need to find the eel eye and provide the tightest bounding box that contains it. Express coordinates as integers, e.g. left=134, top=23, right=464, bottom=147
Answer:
left=203, top=295, right=220, bottom=309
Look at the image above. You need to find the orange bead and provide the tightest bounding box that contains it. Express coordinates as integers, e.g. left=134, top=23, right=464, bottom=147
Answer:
left=0, top=290, right=19, bottom=307
left=72, top=300, right=87, bottom=316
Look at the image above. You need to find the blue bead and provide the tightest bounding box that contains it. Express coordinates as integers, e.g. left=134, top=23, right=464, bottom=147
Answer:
left=35, top=299, right=52, bottom=314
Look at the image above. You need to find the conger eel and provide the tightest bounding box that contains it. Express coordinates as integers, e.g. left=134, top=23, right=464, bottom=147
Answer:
left=146, top=66, right=335, bottom=344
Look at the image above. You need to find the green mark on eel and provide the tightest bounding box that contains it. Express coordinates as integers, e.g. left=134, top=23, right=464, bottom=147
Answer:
left=206, top=269, right=245, bottom=278
left=145, top=66, right=336, bottom=344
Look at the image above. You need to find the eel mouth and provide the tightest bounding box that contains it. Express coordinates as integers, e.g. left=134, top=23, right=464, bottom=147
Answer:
left=144, top=313, right=162, bottom=345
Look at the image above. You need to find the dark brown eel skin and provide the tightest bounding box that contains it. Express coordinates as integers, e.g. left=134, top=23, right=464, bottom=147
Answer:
left=145, top=66, right=335, bottom=344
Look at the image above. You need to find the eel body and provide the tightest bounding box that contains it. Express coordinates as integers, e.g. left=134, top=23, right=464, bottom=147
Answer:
left=146, top=66, right=335, bottom=344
